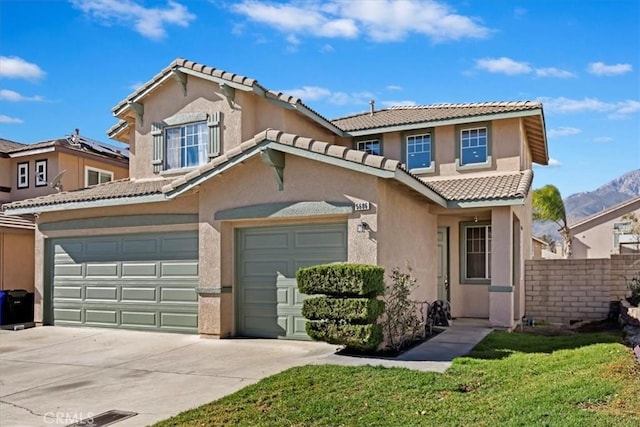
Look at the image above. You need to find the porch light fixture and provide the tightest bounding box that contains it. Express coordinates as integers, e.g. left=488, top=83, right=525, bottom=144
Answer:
left=357, top=221, right=370, bottom=233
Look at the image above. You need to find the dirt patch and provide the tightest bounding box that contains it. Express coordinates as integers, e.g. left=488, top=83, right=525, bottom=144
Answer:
left=520, top=319, right=621, bottom=336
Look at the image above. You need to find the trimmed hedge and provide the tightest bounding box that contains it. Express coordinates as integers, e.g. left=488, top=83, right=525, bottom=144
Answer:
left=302, top=297, right=385, bottom=323
left=296, top=263, right=384, bottom=297
left=306, top=321, right=383, bottom=351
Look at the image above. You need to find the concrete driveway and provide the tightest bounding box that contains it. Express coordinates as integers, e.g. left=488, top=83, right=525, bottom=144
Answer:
left=0, top=326, right=336, bottom=426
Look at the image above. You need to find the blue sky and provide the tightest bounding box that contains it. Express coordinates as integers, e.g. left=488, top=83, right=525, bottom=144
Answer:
left=0, top=0, right=638, bottom=197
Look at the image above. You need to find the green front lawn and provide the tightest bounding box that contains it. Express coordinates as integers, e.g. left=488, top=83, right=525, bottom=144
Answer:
left=156, top=332, right=640, bottom=426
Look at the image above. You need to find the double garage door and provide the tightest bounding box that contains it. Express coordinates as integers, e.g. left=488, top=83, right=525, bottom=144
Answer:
left=50, top=232, right=199, bottom=333
left=236, top=223, right=347, bottom=340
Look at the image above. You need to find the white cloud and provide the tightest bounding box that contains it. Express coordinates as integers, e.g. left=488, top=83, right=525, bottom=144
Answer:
left=282, top=86, right=331, bottom=101
left=71, top=0, right=195, bottom=40
left=594, top=136, right=613, bottom=143
left=329, top=91, right=374, bottom=106
left=380, top=100, right=417, bottom=108
left=547, top=158, right=562, bottom=167
left=0, top=115, right=24, bottom=124
left=547, top=127, right=581, bottom=138
left=0, top=89, right=44, bottom=102
left=587, top=62, right=632, bottom=76
left=475, top=57, right=531, bottom=75
left=386, top=85, right=403, bottom=91
left=535, top=67, right=576, bottom=78
left=128, top=81, right=143, bottom=91
left=320, top=44, right=335, bottom=53
left=232, top=0, right=490, bottom=43
left=0, top=56, right=45, bottom=80
left=286, top=34, right=301, bottom=45
left=539, top=96, right=640, bottom=119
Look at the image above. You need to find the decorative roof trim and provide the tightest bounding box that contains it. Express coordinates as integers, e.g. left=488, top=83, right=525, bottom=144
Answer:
left=3, top=193, right=166, bottom=216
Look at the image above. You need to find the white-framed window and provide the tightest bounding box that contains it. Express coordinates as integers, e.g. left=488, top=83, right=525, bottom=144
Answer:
left=17, top=162, right=29, bottom=189
left=165, top=122, right=208, bottom=170
left=35, top=159, right=48, bottom=187
left=461, top=222, right=491, bottom=282
left=406, top=133, right=432, bottom=170
left=85, top=166, right=114, bottom=187
left=356, top=139, right=381, bottom=155
left=460, top=127, right=488, bottom=166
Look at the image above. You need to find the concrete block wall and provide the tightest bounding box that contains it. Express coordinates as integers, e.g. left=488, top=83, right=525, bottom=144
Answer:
left=525, top=254, right=640, bottom=325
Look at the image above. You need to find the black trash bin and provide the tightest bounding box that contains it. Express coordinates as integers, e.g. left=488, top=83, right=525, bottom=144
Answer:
left=1, top=289, right=34, bottom=326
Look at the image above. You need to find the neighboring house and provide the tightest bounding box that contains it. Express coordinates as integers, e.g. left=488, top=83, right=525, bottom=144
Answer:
left=0, top=134, right=129, bottom=292
left=3, top=58, right=549, bottom=337
left=569, top=196, right=640, bottom=258
left=531, top=236, right=548, bottom=259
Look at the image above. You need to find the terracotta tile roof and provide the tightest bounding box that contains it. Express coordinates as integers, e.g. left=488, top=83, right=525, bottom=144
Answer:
left=161, top=129, right=401, bottom=194
left=331, top=101, right=542, bottom=131
left=0, top=212, right=35, bottom=229
left=0, top=138, right=26, bottom=154
left=2, top=178, right=170, bottom=211
left=422, top=170, right=533, bottom=202
left=110, top=58, right=337, bottom=133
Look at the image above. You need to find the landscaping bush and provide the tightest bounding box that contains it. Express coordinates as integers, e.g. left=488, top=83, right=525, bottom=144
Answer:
left=302, top=297, right=385, bottom=323
left=628, top=276, right=640, bottom=306
left=306, top=321, right=383, bottom=351
left=296, top=263, right=384, bottom=297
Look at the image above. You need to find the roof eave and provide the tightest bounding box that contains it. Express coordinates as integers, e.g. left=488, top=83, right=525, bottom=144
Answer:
left=448, top=197, right=527, bottom=209
left=2, top=194, right=166, bottom=216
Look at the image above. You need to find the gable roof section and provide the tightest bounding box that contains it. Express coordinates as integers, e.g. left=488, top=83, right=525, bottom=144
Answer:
left=3, top=178, right=169, bottom=213
left=331, top=102, right=548, bottom=165
left=1, top=134, right=129, bottom=162
left=422, top=170, right=533, bottom=208
left=569, top=196, right=640, bottom=234
left=0, top=138, right=26, bottom=155
left=3, top=131, right=535, bottom=215
left=108, top=58, right=344, bottom=141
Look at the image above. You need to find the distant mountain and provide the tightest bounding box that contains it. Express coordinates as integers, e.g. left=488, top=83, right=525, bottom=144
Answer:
left=533, top=169, right=640, bottom=241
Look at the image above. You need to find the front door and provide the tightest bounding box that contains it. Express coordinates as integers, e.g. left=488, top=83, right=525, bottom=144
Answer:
left=437, top=227, right=449, bottom=302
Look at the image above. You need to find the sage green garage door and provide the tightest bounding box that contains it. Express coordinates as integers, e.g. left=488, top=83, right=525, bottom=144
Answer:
left=236, top=223, right=347, bottom=340
left=50, top=232, right=199, bottom=333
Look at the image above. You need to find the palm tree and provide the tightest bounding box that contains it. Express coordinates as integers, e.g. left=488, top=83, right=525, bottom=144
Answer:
left=532, top=185, right=572, bottom=258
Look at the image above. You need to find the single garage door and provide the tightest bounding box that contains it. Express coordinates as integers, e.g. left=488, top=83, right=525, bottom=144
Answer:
left=236, top=223, right=347, bottom=340
left=50, top=231, right=199, bottom=333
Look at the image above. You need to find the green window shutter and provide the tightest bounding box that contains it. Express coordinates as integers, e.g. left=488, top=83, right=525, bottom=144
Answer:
left=208, top=112, right=221, bottom=159
left=151, top=122, right=164, bottom=173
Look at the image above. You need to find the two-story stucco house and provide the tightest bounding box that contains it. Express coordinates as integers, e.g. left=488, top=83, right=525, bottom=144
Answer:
left=3, top=58, right=549, bottom=337
left=0, top=134, right=129, bottom=293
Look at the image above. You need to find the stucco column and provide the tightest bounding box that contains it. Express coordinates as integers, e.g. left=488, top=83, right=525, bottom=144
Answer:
left=489, top=207, right=514, bottom=329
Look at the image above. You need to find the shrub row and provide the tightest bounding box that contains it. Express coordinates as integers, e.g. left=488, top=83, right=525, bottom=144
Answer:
left=306, top=321, right=383, bottom=351
left=302, top=297, right=385, bottom=323
left=296, top=263, right=384, bottom=297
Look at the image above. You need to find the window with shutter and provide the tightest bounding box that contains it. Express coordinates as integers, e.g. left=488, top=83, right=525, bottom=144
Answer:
left=153, top=112, right=222, bottom=173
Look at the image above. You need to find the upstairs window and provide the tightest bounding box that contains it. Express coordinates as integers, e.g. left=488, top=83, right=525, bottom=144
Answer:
left=461, top=127, right=487, bottom=165
left=151, top=112, right=222, bottom=174
left=35, top=159, right=47, bottom=187
left=17, top=162, right=28, bottom=189
left=356, top=139, right=381, bottom=156
left=406, top=133, right=432, bottom=171
left=456, top=122, right=492, bottom=170
left=86, top=167, right=113, bottom=186
left=165, top=122, right=208, bottom=170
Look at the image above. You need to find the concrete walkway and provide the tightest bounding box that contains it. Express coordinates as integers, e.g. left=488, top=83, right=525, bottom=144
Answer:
left=0, top=325, right=491, bottom=426
left=317, top=325, right=493, bottom=372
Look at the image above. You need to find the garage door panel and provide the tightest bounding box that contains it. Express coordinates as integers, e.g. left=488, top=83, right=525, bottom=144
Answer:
left=85, top=286, right=118, bottom=301
left=122, top=263, right=158, bottom=277
left=161, top=262, right=198, bottom=277
left=51, top=231, right=199, bottom=334
left=160, top=287, right=197, bottom=303
left=121, top=287, right=156, bottom=302
left=85, top=309, right=118, bottom=325
left=237, top=223, right=347, bottom=339
left=86, top=263, right=119, bottom=277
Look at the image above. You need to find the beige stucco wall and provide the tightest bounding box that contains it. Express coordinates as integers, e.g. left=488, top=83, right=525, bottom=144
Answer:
left=128, top=77, right=339, bottom=179
left=58, top=151, right=128, bottom=190
left=571, top=203, right=640, bottom=259
left=376, top=180, right=438, bottom=303
left=198, top=154, right=380, bottom=336
left=0, top=158, right=10, bottom=203
left=0, top=229, right=35, bottom=292
left=8, top=152, right=59, bottom=201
